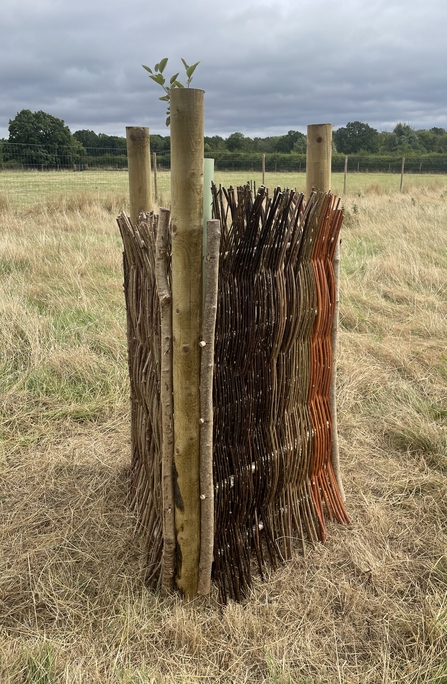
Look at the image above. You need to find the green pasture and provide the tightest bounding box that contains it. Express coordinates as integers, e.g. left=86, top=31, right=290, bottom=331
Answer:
left=1, top=168, right=447, bottom=210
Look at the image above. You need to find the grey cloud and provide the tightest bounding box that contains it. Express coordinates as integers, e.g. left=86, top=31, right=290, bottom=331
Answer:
left=1, top=0, right=446, bottom=139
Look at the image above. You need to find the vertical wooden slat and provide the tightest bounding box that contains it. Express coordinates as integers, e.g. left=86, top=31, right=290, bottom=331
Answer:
left=126, top=127, right=152, bottom=225
left=306, top=123, right=332, bottom=197
left=198, top=219, right=221, bottom=596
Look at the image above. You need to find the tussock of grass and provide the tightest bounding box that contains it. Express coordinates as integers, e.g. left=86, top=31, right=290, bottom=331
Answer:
left=0, top=193, right=11, bottom=212
left=364, top=182, right=383, bottom=195
left=1, top=186, right=447, bottom=682
left=24, top=191, right=130, bottom=216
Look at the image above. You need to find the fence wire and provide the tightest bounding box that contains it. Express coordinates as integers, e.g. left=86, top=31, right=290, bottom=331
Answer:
left=2, top=142, right=447, bottom=210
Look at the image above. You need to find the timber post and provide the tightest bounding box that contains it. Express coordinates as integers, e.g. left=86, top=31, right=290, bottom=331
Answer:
left=126, top=126, right=152, bottom=224
left=306, top=123, right=332, bottom=197
left=153, top=152, right=158, bottom=203
left=170, top=87, right=205, bottom=600
left=343, top=155, right=348, bottom=194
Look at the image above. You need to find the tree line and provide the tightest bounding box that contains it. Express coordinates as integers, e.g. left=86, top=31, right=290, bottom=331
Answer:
left=2, top=109, right=447, bottom=171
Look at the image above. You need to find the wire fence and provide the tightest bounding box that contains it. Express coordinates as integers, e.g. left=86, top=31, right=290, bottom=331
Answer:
left=2, top=142, right=447, bottom=210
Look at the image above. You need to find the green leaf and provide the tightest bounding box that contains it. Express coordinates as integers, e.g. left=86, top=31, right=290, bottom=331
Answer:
left=181, top=58, right=189, bottom=70
left=186, top=61, right=200, bottom=79
left=158, top=57, right=168, bottom=73
left=159, top=95, right=170, bottom=102
left=142, top=64, right=153, bottom=74
left=154, top=62, right=159, bottom=72
left=165, top=116, right=171, bottom=127
left=172, top=81, right=184, bottom=88
left=170, top=73, right=180, bottom=84
left=149, top=73, right=165, bottom=86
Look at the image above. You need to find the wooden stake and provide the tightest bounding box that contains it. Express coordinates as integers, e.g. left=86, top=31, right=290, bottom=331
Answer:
left=343, top=155, right=348, bottom=195
left=306, top=124, right=332, bottom=198
left=400, top=157, right=406, bottom=192
left=262, top=153, right=266, bottom=185
left=153, top=152, right=158, bottom=204
left=155, top=207, right=175, bottom=589
left=126, top=127, right=152, bottom=225
left=197, top=219, right=221, bottom=595
left=170, top=87, right=204, bottom=600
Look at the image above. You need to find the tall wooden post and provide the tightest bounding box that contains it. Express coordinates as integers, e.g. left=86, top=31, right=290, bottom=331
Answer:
left=153, top=152, right=158, bottom=203
left=306, top=123, right=332, bottom=197
left=170, top=88, right=204, bottom=600
left=126, top=127, right=152, bottom=224
left=400, top=157, right=406, bottom=192
left=343, top=155, right=348, bottom=195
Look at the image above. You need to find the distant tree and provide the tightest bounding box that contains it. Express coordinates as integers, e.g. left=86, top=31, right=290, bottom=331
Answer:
left=150, top=134, right=170, bottom=154
left=252, top=136, right=279, bottom=153
left=274, top=130, right=306, bottom=154
left=226, top=132, right=252, bottom=152
left=204, top=135, right=226, bottom=151
left=393, top=123, right=423, bottom=151
left=333, top=121, right=379, bottom=154
left=416, top=127, right=447, bottom=153
left=7, top=110, right=84, bottom=167
left=293, top=137, right=307, bottom=153
left=380, top=123, right=423, bottom=154
left=430, top=126, right=446, bottom=135
left=96, top=133, right=127, bottom=154
left=73, top=129, right=100, bottom=149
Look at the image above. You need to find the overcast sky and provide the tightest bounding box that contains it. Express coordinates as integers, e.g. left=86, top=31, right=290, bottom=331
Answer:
left=1, top=0, right=446, bottom=140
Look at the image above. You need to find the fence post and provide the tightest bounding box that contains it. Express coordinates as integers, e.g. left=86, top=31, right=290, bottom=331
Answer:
left=126, top=127, right=152, bottom=224
left=262, top=153, right=266, bottom=185
left=153, top=152, right=158, bottom=204
left=306, top=123, right=332, bottom=197
left=170, top=87, right=205, bottom=600
left=343, top=155, right=348, bottom=194
left=400, top=157, right=406, bottom=192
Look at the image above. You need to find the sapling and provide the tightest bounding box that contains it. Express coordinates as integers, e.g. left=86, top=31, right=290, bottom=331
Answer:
left=142, top=58, right=200, bottom=125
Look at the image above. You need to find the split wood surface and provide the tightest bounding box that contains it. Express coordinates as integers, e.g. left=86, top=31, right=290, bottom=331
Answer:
left=197, top=219, right=221, bottom=596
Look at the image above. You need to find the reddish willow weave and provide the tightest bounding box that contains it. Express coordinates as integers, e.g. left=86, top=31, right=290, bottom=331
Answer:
left=118, top=186, right=350, bottom=602
left=211, top=185, right=350, bottom=602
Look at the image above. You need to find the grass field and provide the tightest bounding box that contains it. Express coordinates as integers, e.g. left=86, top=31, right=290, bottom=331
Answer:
left=1, top=168, right=447, bottom=210
left=1, top=182, right=447, bottom=682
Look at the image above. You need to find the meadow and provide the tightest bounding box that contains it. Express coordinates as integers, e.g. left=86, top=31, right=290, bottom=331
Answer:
left=0, top=176, right=447, bottom=682
left=2, top=168, right=447, bottom=210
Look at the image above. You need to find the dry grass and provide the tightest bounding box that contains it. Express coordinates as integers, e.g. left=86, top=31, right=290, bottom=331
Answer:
left=1, top=187, right=447, bottom=682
